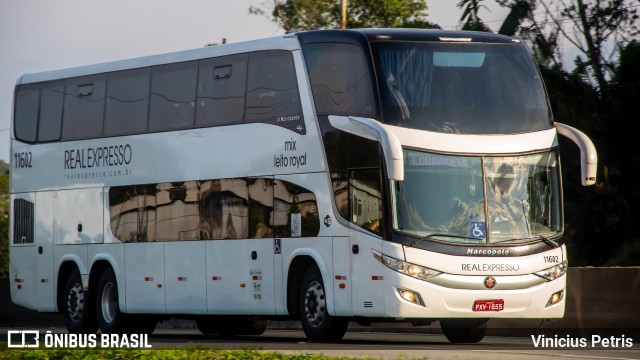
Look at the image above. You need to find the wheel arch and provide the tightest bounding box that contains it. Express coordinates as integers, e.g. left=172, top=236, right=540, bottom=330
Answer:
left=89, top=254, right=124, bottom=312
left=285, top=248, right=333, bottom=317
left=56, top=260, right=81, bottom=313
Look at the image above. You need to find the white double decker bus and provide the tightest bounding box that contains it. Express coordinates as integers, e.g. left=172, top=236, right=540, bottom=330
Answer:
left=10, top=29, right=597, bottom=343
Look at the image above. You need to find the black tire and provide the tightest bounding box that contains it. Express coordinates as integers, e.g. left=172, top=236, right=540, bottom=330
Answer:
left=96, top=268, right=126, bottom=334
left=63, top=269, right=98, bottom=334
left=243, top=319, right=268, bottom=336
left=199, top=317, right=267, bottom=337
left=96, top=268, right=157, bottom=334
left=196, top=317, right=220, bottom=335
left=440, top=318, right=488, bottom=343
left=299, top=265, right=348, bottom=342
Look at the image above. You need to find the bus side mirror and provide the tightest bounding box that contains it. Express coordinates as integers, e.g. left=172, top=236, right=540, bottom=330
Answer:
left=328, top=115, right=404, bottom=181
left=556, top=122, right=598, bottom=186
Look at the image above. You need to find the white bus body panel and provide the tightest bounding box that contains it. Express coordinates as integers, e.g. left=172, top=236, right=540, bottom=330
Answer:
left=165, top=241, right=207, bottom=314
left=331, top=236, right=352, bottom=316
left=9, top=193, right=37, bottom=310
left=350, top=231, right=385, bottom=317
left=124, top=243, right=165, bottom=313
left=387, top=126, right=558, bottom=154
left=206, top=240, right=251, bottom=314
left=10, top=125, right=325, bottom=194
left=35, top=191, right=56, bottom=311
left=55, top=188, right=104, bottom=245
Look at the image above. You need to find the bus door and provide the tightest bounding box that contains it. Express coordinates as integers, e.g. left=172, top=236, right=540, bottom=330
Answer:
left=348, top=168, right=385, bottom=316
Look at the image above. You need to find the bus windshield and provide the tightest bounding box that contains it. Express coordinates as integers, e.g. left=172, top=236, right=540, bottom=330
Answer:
left=372, top=41, right=552, bottom=134
left=393, top=150, right=561, bottom=245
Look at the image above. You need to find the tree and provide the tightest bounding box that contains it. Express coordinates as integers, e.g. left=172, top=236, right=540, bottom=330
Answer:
left=249, top=0, right=439, bottom=31
left=457, top=0, right=492, bottom=31
left=487, top=0, right=639, bottom=97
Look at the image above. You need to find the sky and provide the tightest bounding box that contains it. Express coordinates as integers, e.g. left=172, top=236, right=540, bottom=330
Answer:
left=0, top=0, right=510, bottom=164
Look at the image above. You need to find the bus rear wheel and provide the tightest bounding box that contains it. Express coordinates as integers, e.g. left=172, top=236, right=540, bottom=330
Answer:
left=440, top=318, right=487, bottom=343
left=298, top=265, right=348, bottom=342
left=96, top=268, right=156, bottom=334
left=63, top=269, right=98, bottom=334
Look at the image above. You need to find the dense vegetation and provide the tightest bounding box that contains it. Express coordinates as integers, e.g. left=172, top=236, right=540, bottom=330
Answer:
left=0, top=347, right=368, bottom=360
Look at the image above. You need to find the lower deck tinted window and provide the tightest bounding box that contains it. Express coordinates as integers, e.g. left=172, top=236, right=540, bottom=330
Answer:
left=200, top=179, right=249, bottom=239
left=349, top=168, right=383, bottom=236
left=109, top=185, right=157, bottom=242
left=274, top=180, right=320, bottom=237
left=110, top=177, right=318, bottom=242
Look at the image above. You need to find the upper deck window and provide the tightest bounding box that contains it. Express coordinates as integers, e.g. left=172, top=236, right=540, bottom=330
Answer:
left=245, top=51, right=304, bottom=133
left=62, top=74, right=106, bottom=140
left=148, top=61, right=198, bottom=132
left=105, top=68, right=151, bottom=136
left=372, top=42, right=552, bottom=134
left=14, top=84, right=39, bottom=143
left=38, top=82, right=64, bottom=142
left=196, top=54, right=248, bottom=127
left=303, top=43, right=375, bottom=118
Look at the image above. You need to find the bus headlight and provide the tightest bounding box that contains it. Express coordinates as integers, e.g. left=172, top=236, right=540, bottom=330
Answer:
left=535, top=260, right=568, bottom=281
left=373, top=251, right=441, bottom=281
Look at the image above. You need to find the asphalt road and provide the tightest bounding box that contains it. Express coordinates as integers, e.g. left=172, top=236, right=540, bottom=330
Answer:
left=3, top=328, right=640, bottom=360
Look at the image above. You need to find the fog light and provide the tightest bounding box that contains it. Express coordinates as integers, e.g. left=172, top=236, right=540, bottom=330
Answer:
left=398, top=288, right=425, bottom=306
left=546, top=290, right=564, bottom=307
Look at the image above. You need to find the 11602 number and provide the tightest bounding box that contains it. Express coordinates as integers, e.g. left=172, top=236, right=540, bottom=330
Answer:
left=14, top=152, right=33, bottom=169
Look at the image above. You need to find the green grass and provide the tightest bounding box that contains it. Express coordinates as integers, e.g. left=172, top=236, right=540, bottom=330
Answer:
left=0, top=346, right=374, bottom=360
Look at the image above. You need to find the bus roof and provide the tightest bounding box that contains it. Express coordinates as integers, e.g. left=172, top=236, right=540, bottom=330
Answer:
left=296, top=28, right=515, bottom=45
left=18, top=34, right=300, bottom=85
left=18, top=28, right=515, bottom=86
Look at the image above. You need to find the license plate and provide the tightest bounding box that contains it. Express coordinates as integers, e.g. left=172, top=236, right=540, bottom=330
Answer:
left=473, top=299, right=504, bottom=312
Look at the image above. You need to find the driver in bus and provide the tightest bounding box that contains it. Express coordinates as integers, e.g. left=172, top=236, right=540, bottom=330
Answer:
left=487, top=162, right=529, bottom=236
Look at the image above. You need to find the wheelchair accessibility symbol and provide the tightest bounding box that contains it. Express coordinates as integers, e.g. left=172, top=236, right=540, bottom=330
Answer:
left=470, top=221, right=486, bottom=239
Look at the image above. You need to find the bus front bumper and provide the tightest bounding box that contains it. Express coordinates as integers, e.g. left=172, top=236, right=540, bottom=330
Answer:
left=383, top=269, right=566, bottom=319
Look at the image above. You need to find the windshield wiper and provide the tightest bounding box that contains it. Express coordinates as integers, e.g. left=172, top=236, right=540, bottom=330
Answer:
left=411, top=233, right=480, bottom=247
left=493, top=235, right=559, bottom=248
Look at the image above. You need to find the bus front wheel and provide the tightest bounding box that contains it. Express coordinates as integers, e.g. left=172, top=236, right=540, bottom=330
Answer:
left=63, top=269, right=98, bottom=334
left=298, top=265, right=348, bottom=342
left=440, top=318, right=487, bottom=343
